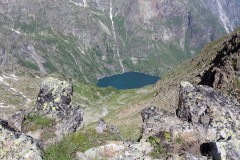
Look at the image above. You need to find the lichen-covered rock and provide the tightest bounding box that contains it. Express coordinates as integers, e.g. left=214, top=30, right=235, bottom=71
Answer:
left=141, top=107, right=181, bottom=138
left=141, top=82, right=240, bottom=159
left=35, top=77, right=73, bottom=111
left=0, top=119, right=43, bottom=160
left=56, top=106, right=84, bottom=136
left=177, top=81, right=240, bottom=159
left=8, top=110, right=25, bottom=132
left=177, top=81, right=240, bottom=141
left=76, top=141, right=153, bottom=160
left=34, top=77, right=84, bottom=136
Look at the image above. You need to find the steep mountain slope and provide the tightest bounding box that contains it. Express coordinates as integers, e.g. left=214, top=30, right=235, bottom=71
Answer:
left=105, top=27, right=240, bottom=142
left=0, top=0, right=240, bottom=82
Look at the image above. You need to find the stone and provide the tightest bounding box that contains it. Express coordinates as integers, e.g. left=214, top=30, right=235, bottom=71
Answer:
left=95, top=119, right=119, bottom=135
left=95, top=119, right=107, bottom=133
left=200, top=33, right=240, bottom=92
left=76, top=152, right=88, bottom=160
left=8, top=110, right=25, bottom=132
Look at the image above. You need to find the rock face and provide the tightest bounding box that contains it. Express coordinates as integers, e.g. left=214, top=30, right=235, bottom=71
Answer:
left=201, top=33, right=240, bottom=90
left=0, top=119, right=43, bottom=160
left=35, top=77, right=84, bottom=136
left=177, top=81, right=240, bottom=159
left=141, top=82, right=240, bottom=159
left=178, top=81, right=240, bottom=139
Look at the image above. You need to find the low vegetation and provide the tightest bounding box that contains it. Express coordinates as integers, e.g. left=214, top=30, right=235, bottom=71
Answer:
left=147, top=136, right=167, bottom=158
left=23, top=114, right=55, bottom=132
left=44, top=129, right=121, bottom=160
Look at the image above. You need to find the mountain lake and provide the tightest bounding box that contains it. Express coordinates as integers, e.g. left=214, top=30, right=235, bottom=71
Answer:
left=97, top=72, right=160, bottom=90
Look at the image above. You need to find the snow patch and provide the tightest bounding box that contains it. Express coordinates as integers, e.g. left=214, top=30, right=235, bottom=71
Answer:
left=98, top=20, right=112, bottom=36
left=101, top=108, right=108, bottom=117
left=69, top=0, right=88, bottom=7
left=162, top=28, right=172, bottom=41
left=0, top=74, right=32, bottom=105
left=102, top=55, right=107, bottom=61
left=130, top=57, right=138, bottom=65
left=11, top=28, right=22, bottom=35
left=216, top=0, right=233, bottom=33
left=70, top=0, right=83, bottom=7
left=110, top=1, right=125, bottom=72
left=0, top=76, right=10, bottom=86
left=82, top=0, right=88, bottom=7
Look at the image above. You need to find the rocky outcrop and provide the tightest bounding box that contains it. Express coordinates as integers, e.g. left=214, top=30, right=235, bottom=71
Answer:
left=35, top=77, right=73, bottom=112
left=0, top=119, right=43, bottom=160
left=200, top=33, right=240, bottom=92
left=177, top=81, right=240, bottom=139
left=141, top=81, right=240, bottom=159
left=177, top=81, right=240, bottom=159
left=35, top=77, right=84, bottom=136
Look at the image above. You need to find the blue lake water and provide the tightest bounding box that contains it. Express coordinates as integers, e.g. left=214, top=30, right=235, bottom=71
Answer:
left=97, top=72, right=160, bottom=90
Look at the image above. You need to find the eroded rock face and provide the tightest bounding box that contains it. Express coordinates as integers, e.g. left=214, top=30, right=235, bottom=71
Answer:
left=35, top=77, right=73, bottom=111
left=201, top=33, right=240, bottom=91
left=0, top=119, right=43, bottom=160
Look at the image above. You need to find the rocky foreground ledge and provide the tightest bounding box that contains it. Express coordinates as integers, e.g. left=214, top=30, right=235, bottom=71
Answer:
left=0, top=77, right=84, bottom=160
left=0, top=78, right=239, bottom=160
left=0, top=119, right=42, bottom=160
left=74, top=81, right=240, bottom=160
left=141, top=81, right=240, bottom=159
